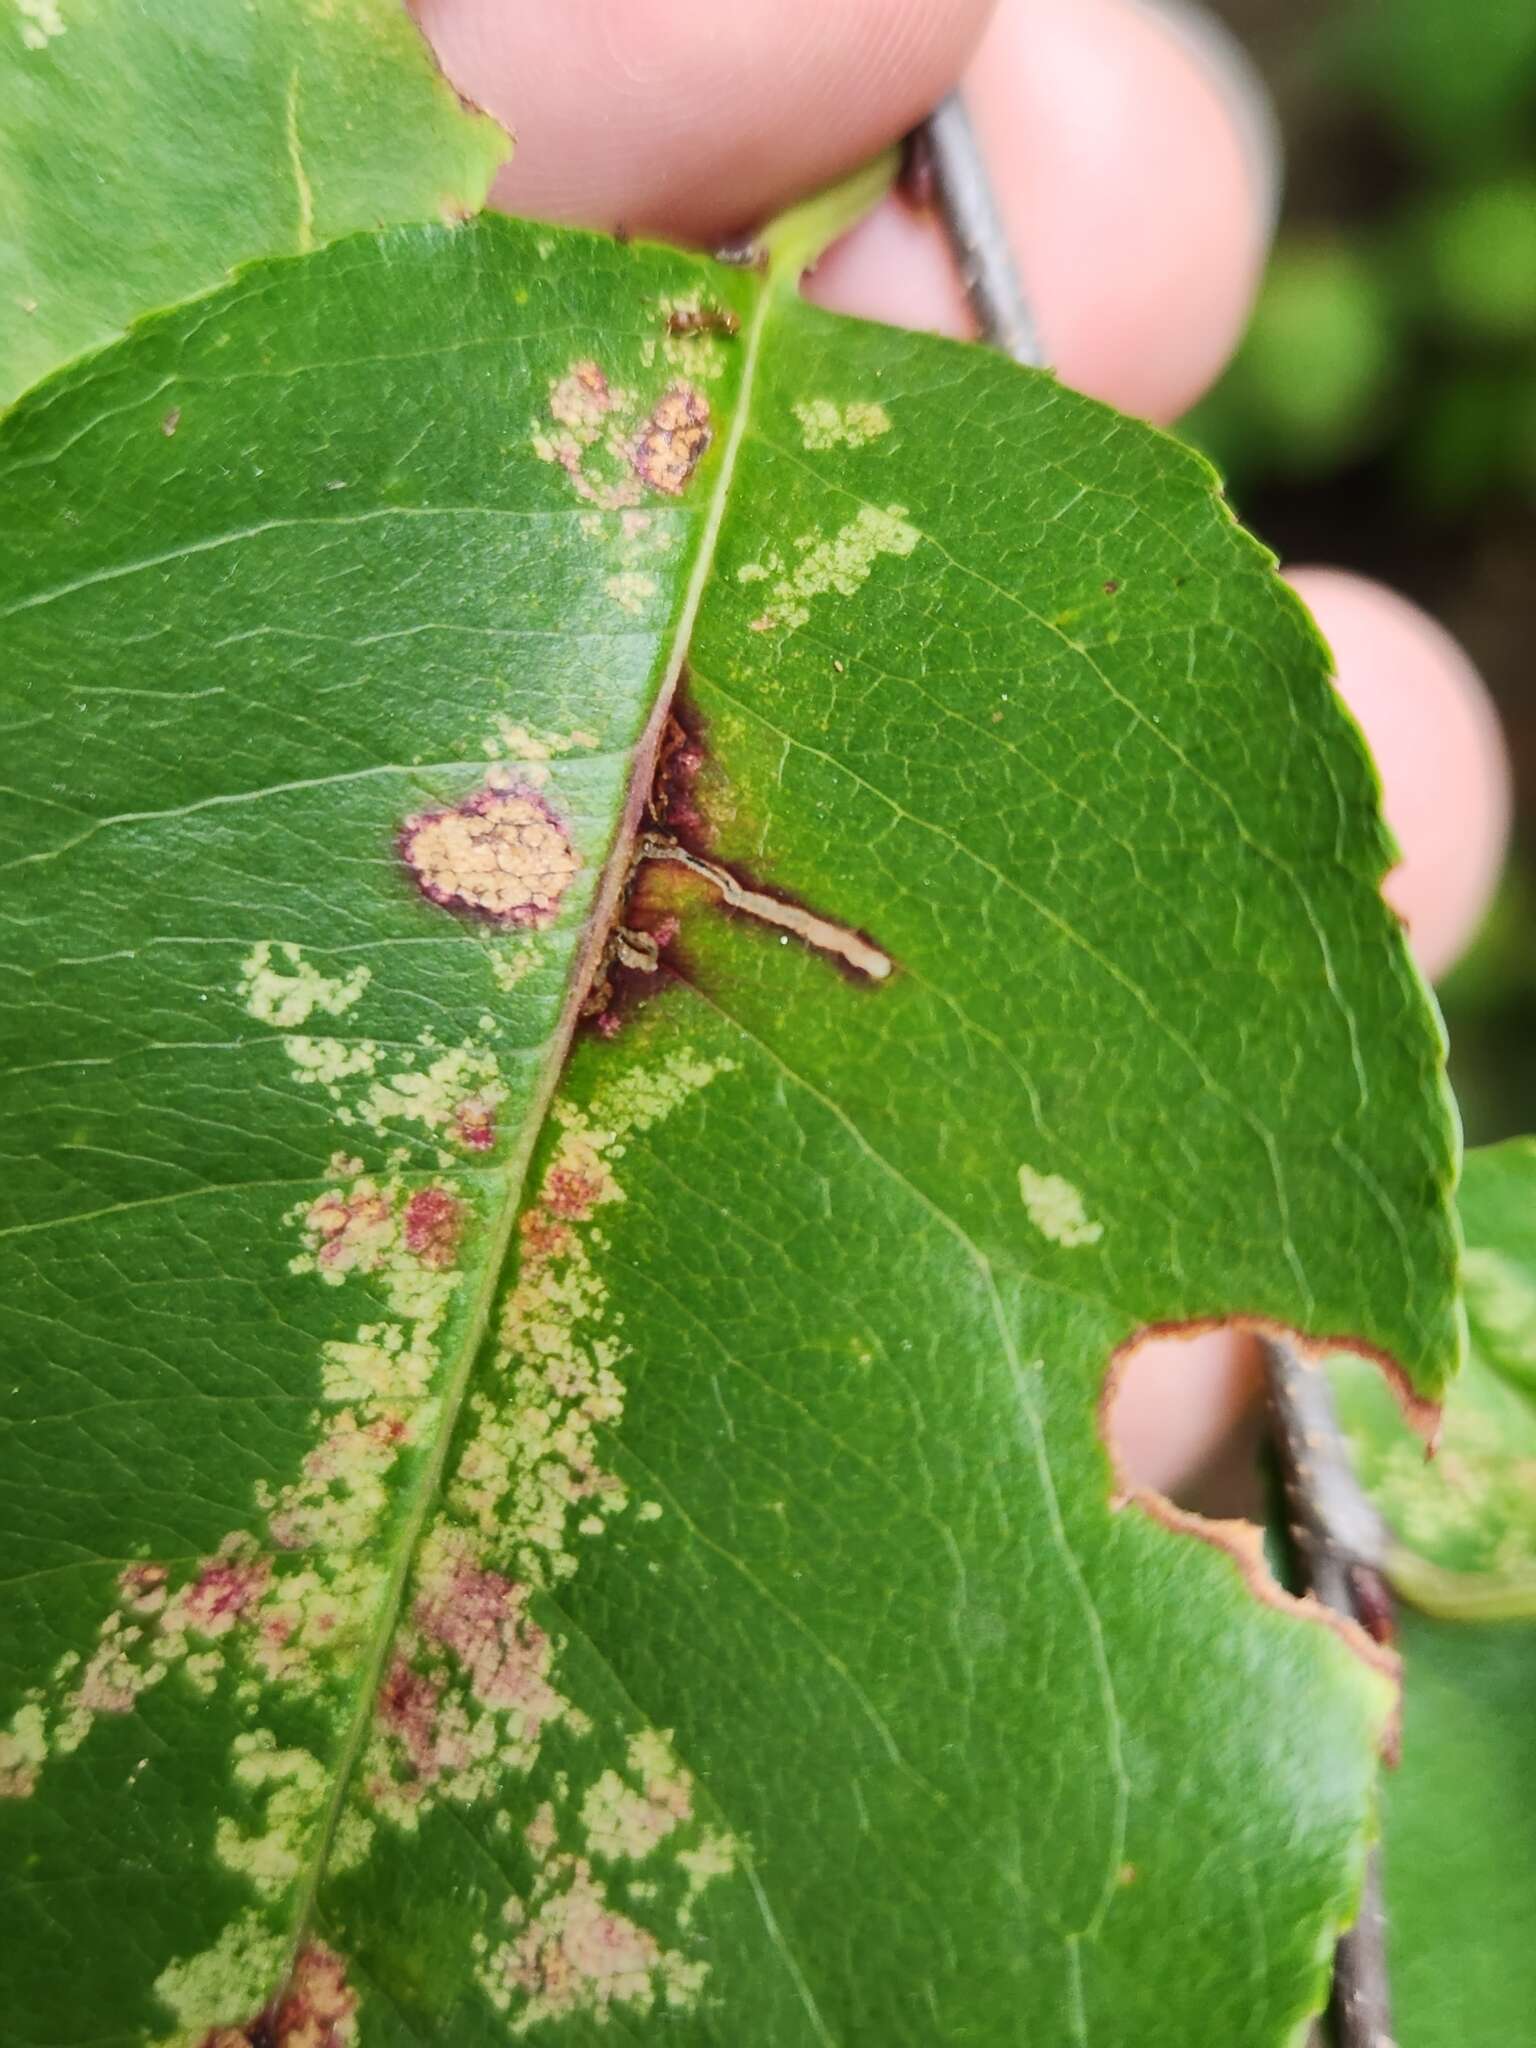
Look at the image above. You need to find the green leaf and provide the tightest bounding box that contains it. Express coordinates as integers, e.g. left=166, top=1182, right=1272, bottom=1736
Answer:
left=0, top=207, right=1459, bottom=2045
left=0, top=0, right=506, bottom=406
left=1333, top=1138, right=1536, bottom=1615
left=1384, top=1613, right=1536, bottom=2048
left=1332, top=1144, right=1536, bottom=2046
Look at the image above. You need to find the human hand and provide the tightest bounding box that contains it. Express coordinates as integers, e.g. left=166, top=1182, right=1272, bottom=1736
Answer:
left=413, top=0, right=1511, bottom=1501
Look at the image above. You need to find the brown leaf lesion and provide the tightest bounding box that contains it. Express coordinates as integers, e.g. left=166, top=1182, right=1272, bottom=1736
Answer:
left=579, top=696, right=894, bottom=1037
left=202, top=1941, right=356, bottom=2048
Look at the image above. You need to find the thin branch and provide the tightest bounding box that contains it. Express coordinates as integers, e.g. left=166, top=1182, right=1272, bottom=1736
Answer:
left=911, top=93, right=1046, bottom=367
left=1262, top=1336, right=1397, bottom=2048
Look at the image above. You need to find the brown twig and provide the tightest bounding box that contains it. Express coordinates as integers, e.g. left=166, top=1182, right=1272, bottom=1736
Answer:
left=1263, top=1336, right=1397, bottom=2048
left=908, top=93, right=1046, bottom=367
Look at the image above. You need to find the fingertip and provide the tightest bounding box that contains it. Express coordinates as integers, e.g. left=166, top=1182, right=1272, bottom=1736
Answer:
left=1287, top=567, right=1513, bottom=982
left=415, top=0, right=995, bottom=243
left=808, top=0, right=1279, bottom=423
left=1106, top=1327, right=1265, bottom=1506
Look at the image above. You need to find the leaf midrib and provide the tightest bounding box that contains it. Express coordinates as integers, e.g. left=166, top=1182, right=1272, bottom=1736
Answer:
left=274, top=248, right=779, bottom=1985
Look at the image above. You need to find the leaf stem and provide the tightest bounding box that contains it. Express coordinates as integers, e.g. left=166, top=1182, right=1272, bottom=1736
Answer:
left=1262, top=1335, right=1396, bottom=2048
left=760, top=150, right=900, bottom=282
left=912, top=92, right=1046, bottom=368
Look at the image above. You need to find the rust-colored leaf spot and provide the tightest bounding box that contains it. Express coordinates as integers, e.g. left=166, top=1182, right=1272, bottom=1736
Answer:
left=520, top=1206, right=571, bottom=1263
left=629, top=383, right=711, bottom=496
left=403, top=1186, right=464, bottom=1269
left=550, top=360, right=617, bottom=432
left=666, top=305, right=739, bottom=337
left=544, top=1164, right=605, bottom=1222
left=204, top=1942, right=357, bottom=2048
left=400, top=785, right=579, bottom=928
left=452, top=1095, right=497, bottom=1151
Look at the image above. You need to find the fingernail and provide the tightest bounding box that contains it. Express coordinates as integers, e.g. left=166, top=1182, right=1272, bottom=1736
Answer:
left=1128, top=0, right=1284, bottom=237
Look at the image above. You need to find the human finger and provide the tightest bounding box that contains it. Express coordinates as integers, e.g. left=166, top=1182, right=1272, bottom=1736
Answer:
left=1288, top=568, right=1513, bottom=984
left=806, top=0, right=1280, bottom=423
left=413, top=0, right=996, bottom=245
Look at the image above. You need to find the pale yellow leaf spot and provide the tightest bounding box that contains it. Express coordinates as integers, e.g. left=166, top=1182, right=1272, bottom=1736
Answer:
left=1018, top=1164, right=1104, bottom=1249
left=793, top=397, right=892, bottom=451
left=1463, top=1245, right=1536, bottom=1371
left=746, top=504, right=919, bottom=633
left=15, top=0, right=64, bottom=49
left=605, top=571, right=658, bottom=615
left=0, top=1702, right=46, bottom=1799
left=152, top=1912, right=290, bottom=2041
left=239, top=941, right=371, bottom=1030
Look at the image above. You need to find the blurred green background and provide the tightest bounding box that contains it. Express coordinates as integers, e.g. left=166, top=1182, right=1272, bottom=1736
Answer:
left=1199, top=0, right=1536, bottom=1142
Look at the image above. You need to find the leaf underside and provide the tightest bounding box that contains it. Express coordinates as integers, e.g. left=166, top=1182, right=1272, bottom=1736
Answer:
left=0, top=210, right=1460, bottom=2046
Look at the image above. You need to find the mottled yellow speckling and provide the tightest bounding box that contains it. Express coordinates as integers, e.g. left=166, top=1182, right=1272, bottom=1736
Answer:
left=216, top=1734, right=326, bottom=1899
left=1463, top=1246, right=1536, bottom=1370
left=153, top=1911, right=291, bottom=2041
left=531, top=358, right=644, bottom=511
left=641, top=300, right=734, bottom=384
left=488, top=942, right=541, bottom=995
left=605, top=571, right=658, bottom=615
left=0, top=1703, right=46, bottom=1800
left=1017, top=1164, right=1104, bottom=1249
left=240, top=942, right=371, bottom=1030
left=793, top=398, right=892, bottom=451
left=184, top=1651, right=223, bottom=1697
left=746, top=503, right=919, bottom=633
left=360, top=1042, right=506, bottom=1144
left=16, top=0, right=65, bottom=49
left=475, top=1856, right=689, bottom=2032
left=361, top=1052, right=736, bottom=1868
left=482, top=718, right=602, bottom=771
left=282, top=1034, right=380, bottom=1097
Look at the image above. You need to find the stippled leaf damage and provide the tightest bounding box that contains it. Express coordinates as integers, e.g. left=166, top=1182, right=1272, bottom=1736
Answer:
left=0, top=26, right=1461, bottom=2048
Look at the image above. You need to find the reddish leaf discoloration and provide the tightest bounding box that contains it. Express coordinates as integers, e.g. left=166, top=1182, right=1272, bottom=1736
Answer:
left=306, top=1187, right=394, bottom=1277
left=416, top=1553, right=561, bottom=1729
left=543, top=1164, right=606, bottom=1223
left=452, top=1095, right=497, bottom=1151
left=628, top=384, right=711, bottom=496
left=400, top=785, right=578, bottom=929
left=176, top=1551, right=273, bottom=1638
left=519, top=1206, right=571, bottom=1264
left=376, top=1655, right=443, bottom=1780
left=502, top=1861, right=662, bottom=2015
left=202, top=1941, right=357, bottom=2048
left=403, top=1187, right=464, bottom=1269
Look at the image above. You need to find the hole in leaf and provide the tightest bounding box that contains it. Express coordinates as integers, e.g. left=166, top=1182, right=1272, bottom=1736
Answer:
left=1101, top=1321, right=1406, bottom=1717
left=1102, top=1323, right=1268, bottom=1521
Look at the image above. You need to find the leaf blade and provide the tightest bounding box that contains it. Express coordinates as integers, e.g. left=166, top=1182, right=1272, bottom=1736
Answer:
left=0, top=214, right=1460, bottom=2044
left=0, top=0, right=506, bottom=406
